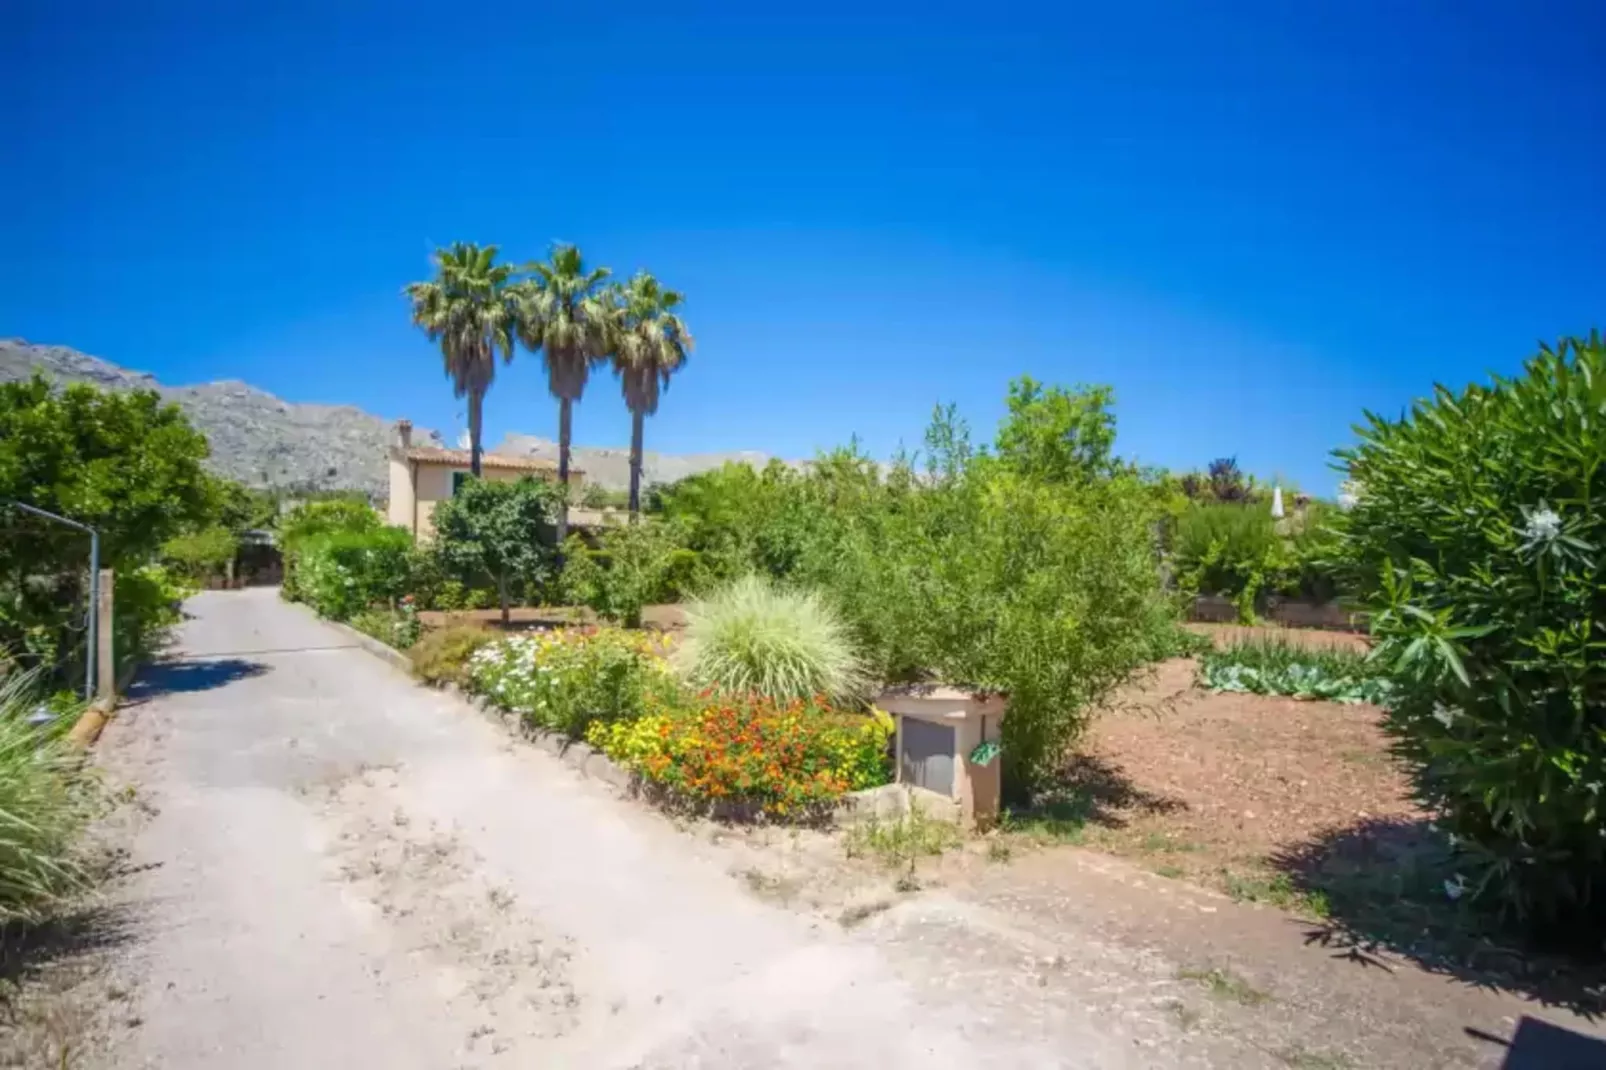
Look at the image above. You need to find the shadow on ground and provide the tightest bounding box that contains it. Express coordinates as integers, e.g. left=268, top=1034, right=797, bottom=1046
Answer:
left=1271, top=815, right=1606, bottom=1019
left=1009, top=752, right=1187, bottom=833
left=0, top=903, right=140, bottom=994
left=127, top=657, right=270, bottom=698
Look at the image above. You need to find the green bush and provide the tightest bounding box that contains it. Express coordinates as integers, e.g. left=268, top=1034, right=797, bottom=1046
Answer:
left=676, top=575, right=866, bottom=703
left=0, top=668, right=96, bottom=922
left=561, top=521, right=694, bottom=627
left=160, top=525, right=239, bottom=583
left=114, top=564, right=190, bottom=669
left=277, top=499, right=381, bottom=602
left=431, top=476, right=561, bottom=619
left=348, top=602, right=421, bottom=650
left=466, top=628, right=678, bottom=738
left=1197, top=637, right=1390, bottom=705
left=1173, top=501, right=1343, bottom=619
left=408, top=622, right=496, bottom=685
left=1331, top=332, right=1606, bottom=926
left=295, top=526, right=414, bottom=621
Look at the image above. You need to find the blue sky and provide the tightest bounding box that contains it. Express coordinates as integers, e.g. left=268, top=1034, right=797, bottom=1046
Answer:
left=6, top=1, right=1603, bottom=493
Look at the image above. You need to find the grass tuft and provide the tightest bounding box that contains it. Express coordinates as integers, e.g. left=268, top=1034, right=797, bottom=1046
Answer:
left=0, top=669, right=97, bottom=924
left=676, top=575, right=867, bottom=703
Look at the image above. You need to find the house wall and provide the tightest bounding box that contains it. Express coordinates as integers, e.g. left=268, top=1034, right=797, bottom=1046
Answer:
left=386, top=454, right=415, bottom=531
left=412, top=464, right=534, bottom=542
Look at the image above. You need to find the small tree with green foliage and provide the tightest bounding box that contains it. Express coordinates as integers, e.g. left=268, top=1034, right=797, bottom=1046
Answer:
left=1332, top=332, right=1606, bottom=929
left=431, top=477, right=561, bottom=622
left=0, top=375, right=212, bottom=684
left=160, top=526, right=239, bottom=583
left=561, top=520, right=694, bottom=627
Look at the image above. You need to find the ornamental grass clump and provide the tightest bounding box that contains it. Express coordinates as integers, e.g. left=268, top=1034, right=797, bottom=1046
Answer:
left=675, top=575, right=867, bottom=704
left=0, top=668, right=96, bottom=923
left=1331, top=332, right=1606, bottom=929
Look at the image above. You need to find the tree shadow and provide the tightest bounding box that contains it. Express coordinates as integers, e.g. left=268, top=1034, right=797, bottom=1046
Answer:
left=1270, top=816, right=1606, bottom=1019
left=126, top=657, right=270, bottom=699
left=1012, top=752, right=1188, bottom=832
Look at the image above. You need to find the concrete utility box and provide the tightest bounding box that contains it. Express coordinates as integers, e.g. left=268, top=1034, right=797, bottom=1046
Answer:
left=877, top=685, right=1007, bottom=826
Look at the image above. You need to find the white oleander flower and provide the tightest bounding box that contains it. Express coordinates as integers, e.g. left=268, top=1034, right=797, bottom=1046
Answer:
left=1443, top=874, right=1468, bottom=901
left=1432, top=703, right=1460, bottom=729
left=1520, top=505, right=1563, bottom=549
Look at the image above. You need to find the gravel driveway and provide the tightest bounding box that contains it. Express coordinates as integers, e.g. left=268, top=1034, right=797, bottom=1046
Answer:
left=81, top=589, right=1602, bottom=1069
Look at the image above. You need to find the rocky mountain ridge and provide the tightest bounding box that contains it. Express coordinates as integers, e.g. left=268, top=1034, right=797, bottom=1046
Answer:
left=1, top=339, right=778, bottom=496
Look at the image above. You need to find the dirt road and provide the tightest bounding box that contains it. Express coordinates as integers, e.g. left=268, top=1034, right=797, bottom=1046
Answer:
left=76, top=589, right=1601, bottom=1068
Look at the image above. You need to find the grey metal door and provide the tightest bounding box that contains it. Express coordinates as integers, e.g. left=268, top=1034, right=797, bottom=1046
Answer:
left=899, top=718, right=955, bottom=797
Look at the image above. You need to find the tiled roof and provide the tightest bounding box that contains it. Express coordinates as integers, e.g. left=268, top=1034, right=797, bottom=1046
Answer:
left=401, top=447, right=575, bottom=474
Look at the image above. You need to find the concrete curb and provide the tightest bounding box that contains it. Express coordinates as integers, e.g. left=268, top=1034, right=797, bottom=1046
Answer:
left=322, top=618, right=415, bottom=674
left=67, top=652, right=144, bottom=749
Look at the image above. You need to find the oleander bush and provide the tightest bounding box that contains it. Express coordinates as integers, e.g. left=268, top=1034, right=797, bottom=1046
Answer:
left=1330, top=331, right=1606, bottom=928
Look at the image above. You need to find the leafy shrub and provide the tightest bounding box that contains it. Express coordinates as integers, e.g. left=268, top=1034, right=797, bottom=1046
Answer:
left=277, top=499, right=380, bottom=602
left=348, top=600, right=421, bottom=650
left=114, top=564, right=190, bottom=669
left=676, top=575, right=866, bottom=703
left=160, top=525, right=238, bottom=583
left=466, top=627, right=677, bottom=737
left=1197, top=638, right=1391, bottom=705
left=0, top=668, right=95, bottom=922
left=1174, top=501, right=1343, bottom=619
left=1331, top=332, right=1606, bottom=926
left=431, top=476, right=561, bottom=619
left=409, top=622, right=496, bottom=685
left=561, top=521, right=694, bottom=627
left=586, top=697, right=894, bottom=816
left=295, top=526, right=414, bottom=621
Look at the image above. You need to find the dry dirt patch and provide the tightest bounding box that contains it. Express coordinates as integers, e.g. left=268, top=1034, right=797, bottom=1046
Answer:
left=1045, top=658, right=1421, bottom=912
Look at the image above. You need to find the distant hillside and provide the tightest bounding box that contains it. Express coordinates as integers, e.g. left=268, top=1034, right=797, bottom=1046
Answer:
left=1, top=339, right=780, bottom=496
left=497, top=433, right=780, bottom=493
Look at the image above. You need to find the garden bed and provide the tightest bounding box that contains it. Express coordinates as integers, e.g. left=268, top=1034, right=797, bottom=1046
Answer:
left=1034, top=656, right=1420, bottom=917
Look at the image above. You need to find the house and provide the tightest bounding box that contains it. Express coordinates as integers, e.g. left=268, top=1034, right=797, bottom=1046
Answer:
left=387, top=420, right=581, bottom=541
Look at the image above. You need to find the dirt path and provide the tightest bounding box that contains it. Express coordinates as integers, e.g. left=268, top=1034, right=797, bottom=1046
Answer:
left=63, top=589, right=1603, bottom=1068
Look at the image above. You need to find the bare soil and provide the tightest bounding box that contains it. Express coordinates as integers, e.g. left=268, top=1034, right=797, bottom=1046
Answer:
left=1066, top=657, right=1419, bottom=906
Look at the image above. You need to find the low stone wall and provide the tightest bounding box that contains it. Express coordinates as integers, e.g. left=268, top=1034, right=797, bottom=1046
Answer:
left=1189, top=594, right=1367, bottom=633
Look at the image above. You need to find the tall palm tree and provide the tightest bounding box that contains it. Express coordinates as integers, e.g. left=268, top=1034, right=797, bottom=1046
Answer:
left=404, top=243, right=518, bottom=477
left=516, top=243, right=612, bottom=545
left=610, top=273, right=693, bottom=516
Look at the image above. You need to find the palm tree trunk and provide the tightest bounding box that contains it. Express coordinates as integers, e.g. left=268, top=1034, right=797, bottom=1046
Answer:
left=628, top=409, right=645, bottom=520
left=556, top=397, right=573, bottom=549
left=468, top=389, right=484, bottom=478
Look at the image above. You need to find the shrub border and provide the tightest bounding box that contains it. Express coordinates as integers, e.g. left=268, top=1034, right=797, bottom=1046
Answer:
left=312, top=605, right=898, bottom=824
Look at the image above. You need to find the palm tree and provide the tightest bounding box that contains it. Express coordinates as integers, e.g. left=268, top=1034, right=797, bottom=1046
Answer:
left=404, top=243, right=518, bottom=477
left=610, top=273, right=693, bottom=516
left=515, top=243, right=612, bottom=545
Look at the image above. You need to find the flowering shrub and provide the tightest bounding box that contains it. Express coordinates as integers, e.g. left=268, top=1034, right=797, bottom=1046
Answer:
left=1331, top=332, right=1606, bottom=927
left=466, top=627, right=677, bottom=737
left=586, top=698, right=893, bottom=816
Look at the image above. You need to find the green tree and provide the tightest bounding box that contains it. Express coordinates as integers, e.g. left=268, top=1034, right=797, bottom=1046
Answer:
left=0, top=375, right=213, bottom=683
left=516, top=243, right=613, bottom=546
left=404, top=242, right=519, bottom=477
left=431, top=477, right=561, bottom=623
left=609, top=272, right=693, bottom=516
left=994, top=377, right=1118, bottom=485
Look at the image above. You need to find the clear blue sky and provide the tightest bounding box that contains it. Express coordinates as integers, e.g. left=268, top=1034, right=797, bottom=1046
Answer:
left=6, top=1, right=1603, bottom=494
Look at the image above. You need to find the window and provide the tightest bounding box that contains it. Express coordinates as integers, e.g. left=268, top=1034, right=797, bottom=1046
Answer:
left=452, top=471, right=470, bottom=496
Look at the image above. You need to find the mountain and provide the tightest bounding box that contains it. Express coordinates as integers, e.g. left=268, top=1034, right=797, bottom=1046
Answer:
left=0, top=339, right=778, bottom=496
left=496, top=434, right=779, bottom=493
